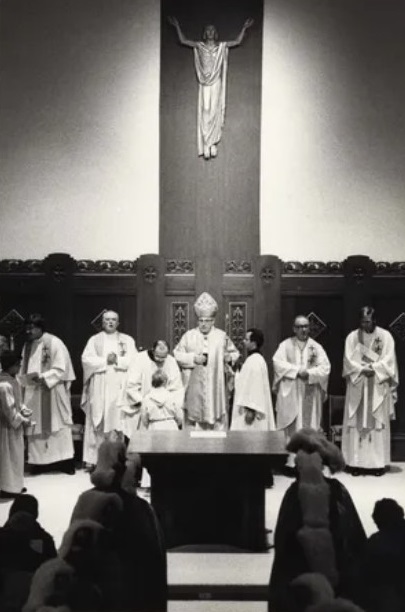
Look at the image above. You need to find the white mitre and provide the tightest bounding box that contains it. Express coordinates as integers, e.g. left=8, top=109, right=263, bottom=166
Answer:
left=194, top=292, right=218, bottom=318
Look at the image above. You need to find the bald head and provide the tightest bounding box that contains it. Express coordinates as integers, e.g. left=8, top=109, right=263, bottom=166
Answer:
left=152, top=340, right=169, bottom=366
left=293, top=315, right=310, bottom=341
left=102, top=310, right=119, bottom=334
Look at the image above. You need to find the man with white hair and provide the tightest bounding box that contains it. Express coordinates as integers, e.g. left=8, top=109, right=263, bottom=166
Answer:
left=273, top=315, right=331, bottom=463
left=174, top=292, right=239, bottom=430
left=81, top=310, right=137, bottom=468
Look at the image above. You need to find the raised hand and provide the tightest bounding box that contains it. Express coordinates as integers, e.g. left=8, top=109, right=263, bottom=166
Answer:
left=168, top=16, right=179, bottom=28
left=244, top=18, right=254, bottom=29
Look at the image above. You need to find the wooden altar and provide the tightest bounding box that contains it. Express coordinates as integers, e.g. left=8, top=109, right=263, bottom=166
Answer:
left=127, top=430, right=286, bottom=552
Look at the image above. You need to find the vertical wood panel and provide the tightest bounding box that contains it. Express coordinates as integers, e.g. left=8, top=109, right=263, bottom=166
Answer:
left=160, top=0, right=263, bottom=260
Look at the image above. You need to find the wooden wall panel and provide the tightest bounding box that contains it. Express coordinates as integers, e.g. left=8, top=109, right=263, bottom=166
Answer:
left=0, top=254, right=405, bottom=458
left=160, top=0, right=263, bottom=260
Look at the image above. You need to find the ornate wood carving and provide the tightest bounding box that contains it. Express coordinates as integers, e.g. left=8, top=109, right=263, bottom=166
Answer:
left=389, top=313, right=405, bottom=341
left=283, top=261, right=343, bottom=274
left=171, top=302, right=189, bottom=348
left=307, top=311, right=327, bottom=339
left=0, top=259, right=44, bottom=273
left=142, top=266, right=158, bottom=284
left=260, top=266, right=275, bottom=284
left=166, top=260, right=194, bottom=274
left=228, top=302, right=247, bottom=352
left=376, top=262, right=405, bottom=275
left=225, top=260, right=252, bottom=274
left=342, top=256, right=376, bottom=284
left=76, top=260, right=137, bottom=273
left=0, top=309, right=25, bottom=347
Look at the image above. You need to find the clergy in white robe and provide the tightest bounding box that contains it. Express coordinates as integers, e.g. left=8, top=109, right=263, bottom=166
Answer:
left=273, top=316, right=330, bottom=454
left=342, top=306, right=398, bottom=475
left=19, top=314, right=75, bottom=471
left=0, top=351, right=32, bottom=496
left=125, top=340, right=184, bottom=434
left=231, top=328, right=275, bottom=431
left=81, top=310, right=137, bottom=466
left=174, top=292, right=240, bottom=430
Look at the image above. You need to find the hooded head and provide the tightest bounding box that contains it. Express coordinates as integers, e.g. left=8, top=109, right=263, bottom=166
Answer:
left=90, top=440, right=127, bottom=491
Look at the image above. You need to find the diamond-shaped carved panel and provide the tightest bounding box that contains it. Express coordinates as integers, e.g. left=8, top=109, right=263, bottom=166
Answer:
left=0, top=309, right=25, bottom=338
left=307, top=312, right=327, bottom=339
left=91, top=310, right=108, bottom=332
left=389, top=313, right=405, bottom=341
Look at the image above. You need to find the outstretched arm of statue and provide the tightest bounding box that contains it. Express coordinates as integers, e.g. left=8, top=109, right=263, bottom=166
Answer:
left=168, top=16, right=197, bottom=48
left=227, top=18, right=254, bottom=48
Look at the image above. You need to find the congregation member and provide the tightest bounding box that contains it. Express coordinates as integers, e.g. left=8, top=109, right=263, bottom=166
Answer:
left=125, top=339, right=184, bottom=432
left=174, top=292, right=239, bottom=430
left=268, top=428, right=366, bottom=612
left=342, top=306, right=398, bottom=477
left=0, top=495, right=56, bottom=612
left=141, top=370, right=183, bottom=431
left=230, top=328, right=275, bottom=430
left=273, top=315, right=330, bottom=465
left=81, top=310, right=137, bottom=468
left=356, top=498, right=405, bottom=612
left=70, top=439, right=167, bottom=611
left=19, top=314, right=76, bottom=475
left=0, top=350, right=32, bottom=498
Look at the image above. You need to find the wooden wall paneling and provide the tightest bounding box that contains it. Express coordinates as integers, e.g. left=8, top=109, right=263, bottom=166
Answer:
left=253, top=255, right=282, bottom=374
left=43, top=253, right=76, bottom=348
left=343, top=255, right=376, bottom=333
left=137, top=255, right=165, bottom=351
left=0, top=265, right=47, bottom=352
left=160, top=0, right=263, bottom=261
left=164, top=264, right=196, bottom=350
left=371, top=292, right=405, bottom=460
left=223, top=264, right=254, bottom=354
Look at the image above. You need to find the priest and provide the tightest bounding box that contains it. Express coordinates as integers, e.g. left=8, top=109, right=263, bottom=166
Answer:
left=273, top=315, right=330, bottom=465
left=231, top=328, right=275, bottom=431
left=342, top=306, right=398, bottom=476
left=174, top=292, right=239, bottom=430
left=81, top=310, right=137, bottom=468
left=124, top=339, right=184, bottom=435
left=19, top=313, right=76, bottom=474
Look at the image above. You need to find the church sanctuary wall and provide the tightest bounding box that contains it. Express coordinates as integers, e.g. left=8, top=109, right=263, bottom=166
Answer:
left=261, top=0, right=405, bottom=260
left=1, top=253, right=405, bottom=458
left=0, top=0, right=160, bottom=260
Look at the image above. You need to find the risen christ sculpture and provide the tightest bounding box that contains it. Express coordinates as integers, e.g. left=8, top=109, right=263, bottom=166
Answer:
left=168, top=17, right=254, bottom=160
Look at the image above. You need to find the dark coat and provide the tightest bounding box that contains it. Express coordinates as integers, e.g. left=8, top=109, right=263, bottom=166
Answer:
left=268, top=477, right=367, bottom=612
left=71, top=487, right=167, bottom=612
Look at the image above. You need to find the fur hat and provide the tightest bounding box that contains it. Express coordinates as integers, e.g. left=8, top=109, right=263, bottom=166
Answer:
left=287, top=428, right=345, bottom=474
left=90, top=440, right=128, bottom=491
left=290, top=573, right=365, bottom=612
left=194, top=292, right=218, bottom=318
